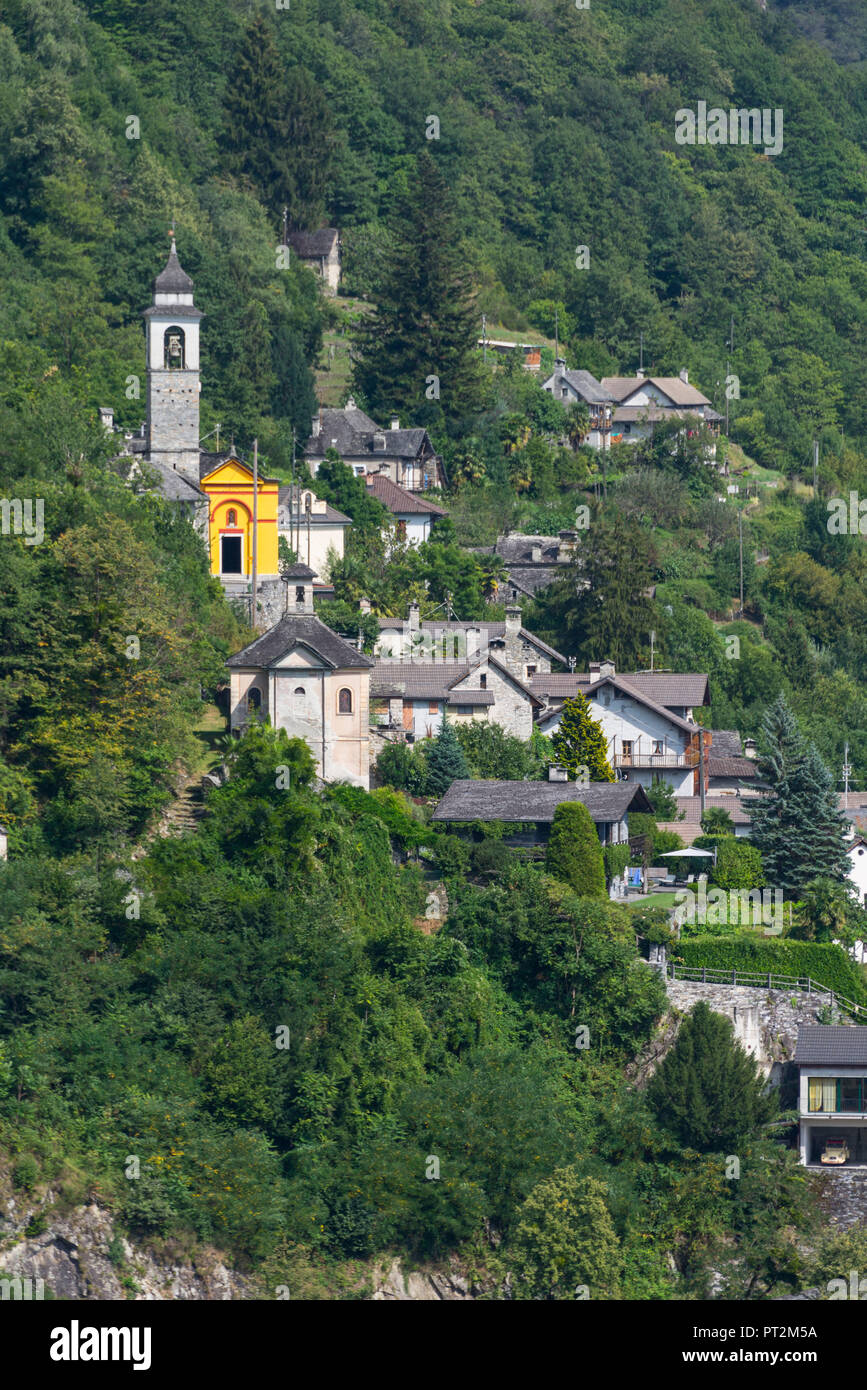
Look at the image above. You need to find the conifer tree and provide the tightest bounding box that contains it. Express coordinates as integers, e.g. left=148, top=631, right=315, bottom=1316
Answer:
left=425, top=719, right=470, bottom=795
left=545, top=802, right=606, bottom=899
left=747, top=694, right=848, bottom=895
left=550, top=693, right=614, bottom=782
left=646, top=1001, right=777, bottom=1152
left=352, top=152, right=484, bottom=431
left=220, top=17, right=293, bottom=219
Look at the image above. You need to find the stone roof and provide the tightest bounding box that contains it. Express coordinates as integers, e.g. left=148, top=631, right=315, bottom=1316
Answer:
left=370, top=660, right=528, bottom=705
left=432, top=779, right=652, bottom=824
left=364, top=473, right=447, bottom=517
left=793, top=1026, right=867, bottom=1067
left=287, top=228, right=338, bottom=258
left=281, top=563, right=317, bottom=579
left=227, top=614, right=373, bottom=670
left=276, top=488, right=351, bottom=525
left=376, top=619, right=566, bottom=666
left=137, top=457, right=207, bottom=502
left=546, top=368, right=613, bottom=405
left=305, top=407, right=434, bottom=462
left=154, top=240, right=194, bottom=293
left=710, top=730, right=744, bottom=758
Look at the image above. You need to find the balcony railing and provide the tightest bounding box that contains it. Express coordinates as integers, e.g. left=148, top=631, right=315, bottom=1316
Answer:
left=614, top=752, right=693, bottom=769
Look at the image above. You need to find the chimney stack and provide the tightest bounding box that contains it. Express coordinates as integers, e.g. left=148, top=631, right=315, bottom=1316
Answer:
left=359, top=596, right=371, bottom=614
left=530, top=544, right=542, bottom=563
left=311, top=413, right=321, bottom=438
left=679, top=367, right=689, bottom=384
left=407, top=601, right=421, bottom=633
left=390, top=415, right=400, bottom=431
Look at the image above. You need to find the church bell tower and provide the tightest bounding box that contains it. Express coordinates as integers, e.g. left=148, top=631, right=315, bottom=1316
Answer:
left=144, top=238, right=203, bottom=484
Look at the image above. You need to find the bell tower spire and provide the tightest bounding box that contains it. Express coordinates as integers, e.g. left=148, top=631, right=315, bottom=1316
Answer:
left=143, top=235, right=203, bottom=484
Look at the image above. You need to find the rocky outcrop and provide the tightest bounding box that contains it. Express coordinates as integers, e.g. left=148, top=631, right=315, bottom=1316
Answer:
left=0, top=1190, right=251, bottom=1300
left=369, top=1256, right=484, bottom=1300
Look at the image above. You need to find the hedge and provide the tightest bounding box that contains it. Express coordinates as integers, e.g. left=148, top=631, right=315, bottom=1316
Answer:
left=675, top=936, right=867, bottom=1004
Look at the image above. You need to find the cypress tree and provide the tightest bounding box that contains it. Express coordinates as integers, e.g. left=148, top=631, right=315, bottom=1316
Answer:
left=425, top=719, right=470, bottom=795
left=550, top=692, right=614, bottom=781
left=646, top=1001, right=777, bottom=1152
left=352, top=151, right=484, bottom=431
left=545, top=802, right=606, bottom=899
left=747, top=694, right=848, bottom=895
left=220, top=17, right=293, bottom=219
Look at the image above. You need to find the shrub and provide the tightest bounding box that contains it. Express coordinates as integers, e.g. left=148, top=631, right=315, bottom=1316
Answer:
left=676, top=937, right=867, bottom=1002
left=375, top=741, right=428, bottom=794
left=546, top=803, right=606, bottom=899
left=425, top=721, right=470, bottom=796
left=709, top=838, right=765, bottom=891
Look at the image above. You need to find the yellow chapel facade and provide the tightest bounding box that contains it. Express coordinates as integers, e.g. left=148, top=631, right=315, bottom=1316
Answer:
left=200, top=454, right=280, bottom=583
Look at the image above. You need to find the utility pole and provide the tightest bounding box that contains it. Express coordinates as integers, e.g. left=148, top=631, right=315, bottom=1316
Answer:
left=554, top=306, right=559, bottom=361
left=813, top=438, right=819, bottom=495
left=725, top=314, right=734, bottom=437
left=843, top=742, right=852, bottom=812
left=699, top=732, right=706, bottom=819
left=738, top=509, right=744, bottom=617
left=251, top=437, right=258, bottom=627
left=639, top=332, right=644, bottom=373
left=650, top=629, right=655, bottom=672
left=482, top=314, right=487, bottom=364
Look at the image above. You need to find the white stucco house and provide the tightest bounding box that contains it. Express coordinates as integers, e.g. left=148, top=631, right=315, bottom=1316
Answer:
left=364, top=473, right=447, bottom=547
left=795, top=1026, right=867, bottom=1167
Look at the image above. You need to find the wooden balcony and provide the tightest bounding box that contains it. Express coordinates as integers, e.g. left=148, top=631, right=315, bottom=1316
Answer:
left=614, top=752, right=695, bottom=769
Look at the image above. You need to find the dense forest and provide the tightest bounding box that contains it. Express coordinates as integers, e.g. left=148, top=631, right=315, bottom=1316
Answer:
left=3, top=0, right=867, bottom=1302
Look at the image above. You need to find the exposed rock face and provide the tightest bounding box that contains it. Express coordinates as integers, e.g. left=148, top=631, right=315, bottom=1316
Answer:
left=663, top=978, right=836, bottom=1074
left=370, top=1256, right=480, bottom=1300
left=0, top=1191, right=251, bottom=1300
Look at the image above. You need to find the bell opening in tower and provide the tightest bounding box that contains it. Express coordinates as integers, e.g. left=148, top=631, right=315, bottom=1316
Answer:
left=164, top=326, right=186, bottom=369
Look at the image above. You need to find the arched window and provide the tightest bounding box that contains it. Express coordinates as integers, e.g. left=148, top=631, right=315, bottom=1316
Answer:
left=338, top=688, right=353, bottom=714
left=226, top=509, right=237, bottom=527
left=247, top=687, right=262, bottom=713
left=294, top=686, right=305, bottom=697
left=163, top=326, right=185, bottom=369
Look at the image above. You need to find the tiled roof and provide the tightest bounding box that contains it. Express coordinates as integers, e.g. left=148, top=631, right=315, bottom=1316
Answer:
left=364, top=474, right=447, bottom=516
left=708, top=757, right=758, bottom=779
left=602, top=376, right=711, bottom=407
left=227, top=615, right=373, bottom=670
left=375, top=619, right=566, bottom=666
left=287, top=228, right=338, bottom=258
left=619, top=672, right=710, bottom=708
left=276, top=488, right=351, bottom=525
left=432, top=779, right=652, bottom=824
left=371, top=662, right=471, bottom=700
left=656, top=797, right=752, bottom=835
left=584, top=676, right=696, bottom=733
left=793, top=1026, right=867, bottom=1067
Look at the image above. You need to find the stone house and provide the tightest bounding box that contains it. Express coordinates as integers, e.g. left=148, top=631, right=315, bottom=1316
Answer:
left=305, top=399, right=446, bottom=491
left=226, top=570, right=373, bottom=788
left=286, top=228, right=340, bottom=296
left=540, top=361, right=615, bottom=449
left=470, top=531, right=579, bottom=602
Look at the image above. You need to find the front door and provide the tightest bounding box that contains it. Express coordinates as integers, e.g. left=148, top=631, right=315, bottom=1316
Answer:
left=221, top=534, right=243, bottom=575
left=621, top=740, right=632, bottom=765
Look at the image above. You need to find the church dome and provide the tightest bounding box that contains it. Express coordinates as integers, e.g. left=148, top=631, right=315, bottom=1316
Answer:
left=154, top=239, right=194, bottom=294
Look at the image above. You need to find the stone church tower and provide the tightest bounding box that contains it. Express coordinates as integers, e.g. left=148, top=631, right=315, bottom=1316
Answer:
left=144, top=238, right=202, bottom=484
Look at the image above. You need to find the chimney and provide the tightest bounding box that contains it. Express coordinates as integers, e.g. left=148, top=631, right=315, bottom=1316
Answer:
left=505, top=604, right=522, bottom=634
left=636, top=369, right=645, bottom=380
left=502, top=604, right=523, bottom=680
left=679, top=367, right=689, bottom=384
left=548, top=765, right=569, bottom=783
left=359, top=596, right=371, bottom=614
left=531, top=544, right=542, bottom=563
left=743, top=737, right=758, bottom=760
left=372, top=431, right=387, bottom=452
left=390, top=415, right=400, bottom=431
left=557, top=530, right=576, bottom=562
left=98, top=406, right=114, bottom=433
left=589, top=659, right=615, bottom=680
left=311, top=413, right=321, bottom=438
left=408, top=601, right=421, bottom=633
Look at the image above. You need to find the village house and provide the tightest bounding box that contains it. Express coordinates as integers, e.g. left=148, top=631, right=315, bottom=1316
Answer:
left=432, top=772, right=653, bottom=848
left=277, top=485, right=351, bottom=579
left=369, top=601, right=562, bottom=740
left=286, top=228, right=340, bottom=296
left=470, top=531, right=579, bottom=602
left=540, top=361, right=615, bottom=450
left=364, top=474, right=447, bottom=546
left=794, top=1025, right=867, bottom=1167
left=533, top=662, right=711, bottom=796
left=226, top=567, right=373, bottom=788
left=600, top=370, right=721, bottom=448
left=305, top=399, right=446, bottom=492
left=477, top=338, right=545, bottom=371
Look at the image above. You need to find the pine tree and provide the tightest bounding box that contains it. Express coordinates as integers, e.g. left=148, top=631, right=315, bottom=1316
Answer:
left=220, top=18, right=293, bottom=220
left=352, top=151, right=484, bottom=431
left=550, top=693, right=614, bottom=782
left=747, top=694, right=849, bottom=895
left=425, top=719, right=470, bottom=795
left=646, top=1001, right=777, bottom=1152
left=545, top=802, right=606, bottom=899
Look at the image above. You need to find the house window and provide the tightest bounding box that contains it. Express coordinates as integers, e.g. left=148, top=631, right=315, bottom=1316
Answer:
left=226, top=509, right=237, bottom=527
left=247, top=687, right=262, bottom=713
left=526, top=664, right=537, bottom=678
left=396, top=519, right=407, bottom=539
left=338, top=687, right=353, bottom=714
left=428, top=700, right=439, bottom=714
left=294, top=686, right=305, bottom=697
left=479, top=674, right=487, bottom=689
left=652, top=740, right=663, bottom=755
left=807, top=1077, right=866, bottom=1112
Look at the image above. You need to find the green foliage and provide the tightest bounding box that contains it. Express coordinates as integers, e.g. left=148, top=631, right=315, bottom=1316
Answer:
left=646, top=778, right=681, bottom=821
left=508, top=1170, right=623, bottom=1300
left=709, top=838, right=765, bottom=893
left=546, top=803, right=606, bottom=899
left=647, top=1002, right=777, bottom=1153
left=374, top=741, right=429, bottom=796
left=603, top=843, right=631, bottom=884
left=453, top=722, right=547, bottom=781
left=550, top=693, right=614, bottom=782
left=701, top=806, right=735, bottom=836
left=675, top=937, right=867, bottom=1004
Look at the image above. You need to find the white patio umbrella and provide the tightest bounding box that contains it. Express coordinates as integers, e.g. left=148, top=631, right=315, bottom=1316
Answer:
left=658, top=845, right=717, bottom=867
